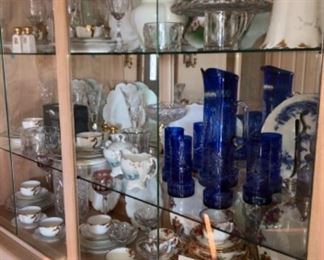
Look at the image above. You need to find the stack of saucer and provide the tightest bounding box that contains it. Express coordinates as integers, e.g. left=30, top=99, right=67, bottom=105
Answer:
left=13, top=180, right=55, bottom=211
left=80, top=223, right=119, bottom=254
left=80, top=215, right=117, bottom=254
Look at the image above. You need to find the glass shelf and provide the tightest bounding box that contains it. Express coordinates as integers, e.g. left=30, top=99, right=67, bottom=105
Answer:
left=1, top=45, right=322, bottom=56
left=0, top=139, right=62, bottom=173
left=78, top=190, right=260, bottom=259
left=78, top=168, right=307, bottom=260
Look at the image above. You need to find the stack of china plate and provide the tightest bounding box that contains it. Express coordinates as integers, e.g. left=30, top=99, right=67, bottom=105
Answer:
left=79, top=223, right=119, bottom=254
left=11, top=188, right=55, bottom=211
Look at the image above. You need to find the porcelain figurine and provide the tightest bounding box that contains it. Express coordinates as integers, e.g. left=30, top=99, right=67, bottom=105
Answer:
left=103, top=134, right=138, bottom=177
left=263, top=0, right=320, bottom=48
left=121, top=150, right=157, bottom=190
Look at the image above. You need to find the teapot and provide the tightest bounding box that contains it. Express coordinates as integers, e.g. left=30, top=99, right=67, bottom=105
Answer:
left=121, top=150, right=157, bottom=190
left=103, top=134, right=138, bottom=177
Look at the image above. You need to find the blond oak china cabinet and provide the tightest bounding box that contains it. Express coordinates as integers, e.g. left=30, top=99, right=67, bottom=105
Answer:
left=0, top=0, right=323, bottom=259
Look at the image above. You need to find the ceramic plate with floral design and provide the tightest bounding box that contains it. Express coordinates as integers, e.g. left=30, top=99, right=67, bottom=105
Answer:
left=261, top=94, right=318, bottom=179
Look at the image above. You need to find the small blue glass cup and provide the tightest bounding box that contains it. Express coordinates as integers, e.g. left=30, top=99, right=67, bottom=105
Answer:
left=193, top=122, right=204, bottom=173
left=243, top=178, right=272, bottom=206
left=163, top=127, right=184, bottom=182
left=203, top=185, right=233, bottom=209
left=167, top=133, right=194, bottom=198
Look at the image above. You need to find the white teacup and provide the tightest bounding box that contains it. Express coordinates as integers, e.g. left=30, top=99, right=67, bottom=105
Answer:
left=18, top=206, right=42, bottom=224
left=146, top=228, right=179, bottom=255
left=202, top=223, right=234, bottom=244
left=20, top=180, right=41, bottom=197
left=87, top=214, right=111, bottom=235
left=76, top=131, right=103, bottom=149
left=22, top=117, right=43, bottom=129
left=39, top=217, right=63, bottom=237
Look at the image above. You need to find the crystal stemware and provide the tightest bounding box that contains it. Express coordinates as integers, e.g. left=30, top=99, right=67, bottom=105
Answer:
left=107, top=0, right=130, bottom=52
left=91, top=169, right=114, bottom=215
left=27, top=0, right=48, bottom=42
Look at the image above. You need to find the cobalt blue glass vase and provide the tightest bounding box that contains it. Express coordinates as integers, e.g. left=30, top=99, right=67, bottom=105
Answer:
left=167, top=133, right=194, bottom=198
left=163, top=127, right=184, bottom=182
left=199, top=68, right=238, bottom=188
left=261, top=65, right=294, bottom=120
left=193, top=122, right=204, bottom=173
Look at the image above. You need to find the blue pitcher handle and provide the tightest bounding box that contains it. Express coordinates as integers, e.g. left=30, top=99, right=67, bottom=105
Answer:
left=232, top=101, right=249, bottom=150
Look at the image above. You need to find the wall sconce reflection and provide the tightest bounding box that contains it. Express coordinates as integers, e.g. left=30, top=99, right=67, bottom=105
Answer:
left=183, top=54, right=197, bottom=68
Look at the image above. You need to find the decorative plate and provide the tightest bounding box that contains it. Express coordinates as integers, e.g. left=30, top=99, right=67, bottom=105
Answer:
left=261, top=94, right=318, bottom=179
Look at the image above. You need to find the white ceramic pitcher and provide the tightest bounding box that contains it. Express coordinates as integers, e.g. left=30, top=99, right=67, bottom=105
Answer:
left=121, top=150, right=157, bottom=190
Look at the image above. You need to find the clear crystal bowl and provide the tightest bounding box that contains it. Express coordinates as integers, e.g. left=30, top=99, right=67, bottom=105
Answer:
left=145, top=103, right=187, bottom=125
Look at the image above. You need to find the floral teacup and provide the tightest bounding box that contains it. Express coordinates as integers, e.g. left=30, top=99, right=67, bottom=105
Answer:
left=121, top=151, right=157, bottom=190
left=138, top=228, right=178, bottom=257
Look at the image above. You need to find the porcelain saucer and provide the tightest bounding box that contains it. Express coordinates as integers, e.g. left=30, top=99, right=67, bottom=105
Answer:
left=14, top=192, right=55, bottom=211
left=15, top=188, right=49, bottom=201
left=11, top=213, right=47, bottom=230
left=33, top=227, right=65, bottom=243
left=79, top=223, right=111, bottom=241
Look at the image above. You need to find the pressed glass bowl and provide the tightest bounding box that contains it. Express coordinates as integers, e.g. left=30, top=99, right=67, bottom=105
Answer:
left=145, top=103, right=187, bottom=125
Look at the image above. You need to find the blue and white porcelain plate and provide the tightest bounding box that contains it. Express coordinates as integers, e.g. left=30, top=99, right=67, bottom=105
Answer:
left=261, top=94, right=318, bottom=180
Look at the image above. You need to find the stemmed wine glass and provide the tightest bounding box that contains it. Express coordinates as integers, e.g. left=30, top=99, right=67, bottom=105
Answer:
left=106, top=0, right=130, bottom=52
left=92, top=169, right=115, bottom=215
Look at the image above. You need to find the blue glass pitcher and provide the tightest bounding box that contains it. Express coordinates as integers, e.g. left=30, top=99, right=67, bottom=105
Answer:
left=261, top=65, right=294, bottom=120
left=200, top=68, right=248, bottom=209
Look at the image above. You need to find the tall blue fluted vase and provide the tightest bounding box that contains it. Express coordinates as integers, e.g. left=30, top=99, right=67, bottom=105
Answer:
left=200, top=68, right=240, bottom=209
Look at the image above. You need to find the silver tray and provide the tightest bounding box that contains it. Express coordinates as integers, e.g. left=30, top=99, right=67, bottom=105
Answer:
left=171, top=0, right=272, bottom=16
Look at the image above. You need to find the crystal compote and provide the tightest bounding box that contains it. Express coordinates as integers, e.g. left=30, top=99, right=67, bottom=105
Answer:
left=91, top=169, right=115, bottom=215
left=107, top=0, right=130, bottom=52
left=145, top=102, right=187, bottom=151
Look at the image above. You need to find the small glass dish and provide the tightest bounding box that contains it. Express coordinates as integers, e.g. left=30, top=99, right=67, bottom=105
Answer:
left=134, top=206, right=158, bottom=231
left=143, top=22, right=184, bottom=52
left=108, top=222, right=138, bottom=245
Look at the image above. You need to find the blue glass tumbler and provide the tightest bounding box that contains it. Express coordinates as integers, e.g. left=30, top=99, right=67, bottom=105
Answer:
left=235, top=111, right=263, bottom=160
left=193, top=122, right=204, bottom=173
left=163, top=127, right=184, bottom=182
left=184, top=135, right=192, bottom=172
left=244, top=132, right=282, bottom=205
left=167, top=133, right=194, bottom=198
left=261, top=65, right=294, bottom=120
